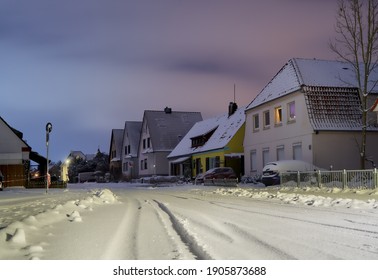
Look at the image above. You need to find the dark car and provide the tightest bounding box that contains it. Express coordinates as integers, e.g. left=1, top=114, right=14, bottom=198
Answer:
left=0, top=171, right=3, bottom=191
left=195, top=167, right=236, bottom=184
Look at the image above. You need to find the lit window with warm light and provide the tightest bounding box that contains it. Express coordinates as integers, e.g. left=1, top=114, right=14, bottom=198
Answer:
left=274, top=106, right=282, bottom=125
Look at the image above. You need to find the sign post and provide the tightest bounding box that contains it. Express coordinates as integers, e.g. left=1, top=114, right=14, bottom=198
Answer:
left=46, top=122, right=52, bottom=193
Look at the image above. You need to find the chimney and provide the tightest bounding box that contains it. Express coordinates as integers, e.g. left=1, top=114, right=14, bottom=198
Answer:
left=228, top=102, right=238, bottom=117
left=164, top=107, right=172, bottom=114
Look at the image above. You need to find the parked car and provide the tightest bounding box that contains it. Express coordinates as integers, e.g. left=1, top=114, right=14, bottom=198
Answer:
left=195, top=167, right=236, bottom=184
left=0, top=171, right=3, bottom=191
left=261, top=160, right=319, bottom=186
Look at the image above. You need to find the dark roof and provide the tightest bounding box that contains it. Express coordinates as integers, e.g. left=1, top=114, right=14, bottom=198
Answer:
left=303, top=86, right=363, bottom=131
left=124, top=121, right=142, bottom=156
left=144, top=110, right=202, bottom=151
left=109, top=129, right=124, bottom=159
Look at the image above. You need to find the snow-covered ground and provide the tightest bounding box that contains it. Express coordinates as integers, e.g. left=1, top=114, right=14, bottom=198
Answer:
left=1, top=183, right=378, bottom=260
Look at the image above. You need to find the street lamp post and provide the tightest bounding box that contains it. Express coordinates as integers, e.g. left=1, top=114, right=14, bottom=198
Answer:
left=46, top=122, right=52, bottom=193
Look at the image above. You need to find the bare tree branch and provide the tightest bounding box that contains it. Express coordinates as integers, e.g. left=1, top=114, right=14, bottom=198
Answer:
left=330, top=0, right=378, bottom=169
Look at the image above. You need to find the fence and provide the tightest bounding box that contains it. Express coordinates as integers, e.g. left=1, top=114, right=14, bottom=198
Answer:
left=204, top=178, right=239, bottom=187
left=280, top=169, right=378, bottom=189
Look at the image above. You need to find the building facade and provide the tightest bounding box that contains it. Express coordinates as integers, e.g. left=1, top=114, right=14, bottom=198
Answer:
left=138, top=108, right=202, bottom=177
left=244, top=58, right=378, bottom=175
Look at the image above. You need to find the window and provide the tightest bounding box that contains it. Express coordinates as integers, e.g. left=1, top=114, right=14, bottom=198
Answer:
left=206, top=157, right=221, bottom=170
left=140, top=160, right=144, bottom=170
left=262, top=148, right=270, bottom=167
left=263, top=110, right=270, bottom=128
left=253, top=114, right=259, bottom=131
left=288, top=102, right=296, bottom=122
left=123, top=162, right=128, bottom=172
left=276, top=145, right=285, bottom=161
left=293, top=143, right=302, bottom=160
left=147, top=138, right=151, bottom=148
left=191, top=127, right=217, bottom=148
left=143, top=139, right=146, bottom=149
left=250, top=150, right=257, bottom=172
left=144, top=159, right=148, bottom=170
left=125, top=145, right=131, bottom=155
left=274, top=106, right=282, bottom=125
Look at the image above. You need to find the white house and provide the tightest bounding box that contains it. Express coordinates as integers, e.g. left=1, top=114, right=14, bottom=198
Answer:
left=244, top=58, right=378, bottom=175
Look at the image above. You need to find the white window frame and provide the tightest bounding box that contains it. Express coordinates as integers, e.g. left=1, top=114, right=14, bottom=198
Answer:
left=262, top=148, right=270, bottom=167
left=276, top=145, right=285, bottom=161
left=250, top=150, right=257, bottom=172
left=293, top=142, right=302, bottom=160
left=274, top=106, right=283, bottom=126
left=263, top=110, right=270, bottom=129
left=288, top=101, right=296, bottom=123
left=253, top=114, right=260, bottom=131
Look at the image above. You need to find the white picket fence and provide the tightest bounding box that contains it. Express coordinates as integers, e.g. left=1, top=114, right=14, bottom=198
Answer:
left=280, top=169, right=378, bottom=189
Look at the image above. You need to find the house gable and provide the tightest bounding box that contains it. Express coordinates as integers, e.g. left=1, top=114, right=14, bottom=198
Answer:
left=109, top=129, right=124, bottom=161
left=143, top=110, right=203, bottom=152
left=0, top=116, right=30, bottom=154
left=247, top=58, right=378, bottom=131
left=122, top=121, right=142, bottom=158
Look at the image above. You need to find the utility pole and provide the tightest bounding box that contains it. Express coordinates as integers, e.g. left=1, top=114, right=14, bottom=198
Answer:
left=46, top=122, right=52, bottom=193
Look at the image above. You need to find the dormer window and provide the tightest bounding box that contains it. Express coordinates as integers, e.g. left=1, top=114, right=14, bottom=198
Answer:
left=191, top=126, right=218, bottom=148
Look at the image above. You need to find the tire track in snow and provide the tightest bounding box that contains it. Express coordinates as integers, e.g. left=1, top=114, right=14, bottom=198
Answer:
left=153, top=200, right=213, bottom=260
left=224, top=222, right=296, bottom=260
left=101, top=198, right=141, bottom=259
left=210, top=201, right=378, bottom=237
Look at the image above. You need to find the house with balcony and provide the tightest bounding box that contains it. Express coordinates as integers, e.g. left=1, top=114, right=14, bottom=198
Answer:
left=121, top=121, right=142, bottom=181
left=168, top=102, right=245, bottom=179
left=244, top=58, right=378, bottom=175
left=138, top=107, right=202, bottom=177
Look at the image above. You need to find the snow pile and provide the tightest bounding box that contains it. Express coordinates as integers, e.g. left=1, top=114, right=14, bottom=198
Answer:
left=0, top=188, right=118, bottom=260
left=212, top=187, right=378, bottom=209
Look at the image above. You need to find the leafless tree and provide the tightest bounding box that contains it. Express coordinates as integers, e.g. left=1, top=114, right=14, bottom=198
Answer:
left=330, top=0, right=378, bottom=169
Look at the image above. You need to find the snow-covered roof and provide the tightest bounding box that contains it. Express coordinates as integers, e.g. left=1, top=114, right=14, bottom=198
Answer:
left=246, top=58, right=378, bottom=131
left=246, top=58, right=378, bottom=110
left=168, top=107, right=245, bottom=158
left=144, top=110, right=202, bottom=152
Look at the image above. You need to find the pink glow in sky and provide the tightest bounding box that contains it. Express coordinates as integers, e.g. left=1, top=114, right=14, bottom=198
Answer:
left=0, top=0, right=339, bottom=161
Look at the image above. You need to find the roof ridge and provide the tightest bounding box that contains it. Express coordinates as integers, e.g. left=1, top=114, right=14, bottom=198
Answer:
left=290, top=58, right=304, bottom=86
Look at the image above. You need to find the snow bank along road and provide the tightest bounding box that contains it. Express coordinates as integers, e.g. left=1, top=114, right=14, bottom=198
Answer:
left=1, top=183, right=378, bottom=260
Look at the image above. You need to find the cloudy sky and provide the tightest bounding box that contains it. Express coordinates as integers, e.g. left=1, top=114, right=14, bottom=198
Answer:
left=0, top=0, right=339, bottom=161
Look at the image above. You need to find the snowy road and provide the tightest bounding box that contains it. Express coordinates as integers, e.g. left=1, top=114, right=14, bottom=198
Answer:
left=1, top=184, right=378, bottom=260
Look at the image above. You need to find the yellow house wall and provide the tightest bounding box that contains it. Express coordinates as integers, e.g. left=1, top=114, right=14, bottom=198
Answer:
left=191, top=124, right=245, bottom=177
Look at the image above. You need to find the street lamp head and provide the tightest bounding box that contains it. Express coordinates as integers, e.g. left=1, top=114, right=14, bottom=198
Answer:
left=46, top=122, right=53, bottom=133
